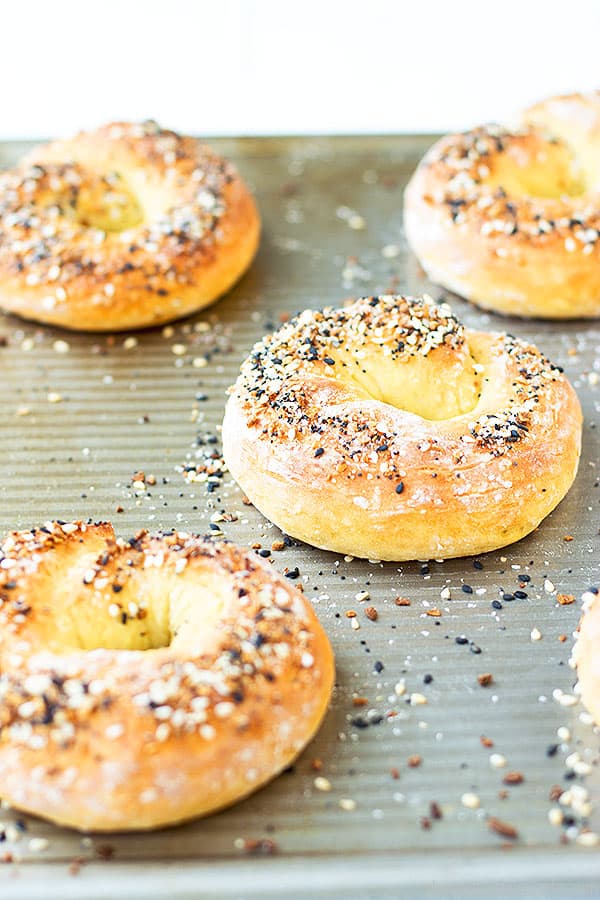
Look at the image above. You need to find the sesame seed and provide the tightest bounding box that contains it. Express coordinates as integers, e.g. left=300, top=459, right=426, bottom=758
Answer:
left=314, top=776, right=332, bottom=792
left=28, top=838, right=49, bottom=852
left=410, top=693, right=428, bottom=706
left=577, top=832, right=600, bottom=847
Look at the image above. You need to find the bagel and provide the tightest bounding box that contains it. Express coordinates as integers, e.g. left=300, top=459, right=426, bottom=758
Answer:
left=571, top=591, right=600, bottom=726
left=222, top=294, right=582, bottom=561
left=0, top=121, right=260, bottom=330
left=0, top=521, right=333, bottom=831
left=404, top=91, right=600, bottom=319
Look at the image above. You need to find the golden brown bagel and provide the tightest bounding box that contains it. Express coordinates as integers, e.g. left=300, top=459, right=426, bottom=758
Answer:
left=0, top=522, right=333, bottom=831
left=571, top=591, right=600, bottom=726
left=222, top=294, right=582, bottom=561
left=404, top=91, right=600, bottom=318
left=0, top=121, right=260, bottom=330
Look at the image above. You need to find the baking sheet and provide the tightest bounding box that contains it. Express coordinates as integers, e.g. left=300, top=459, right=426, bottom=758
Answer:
left=0, top=135, right=599, bottom=898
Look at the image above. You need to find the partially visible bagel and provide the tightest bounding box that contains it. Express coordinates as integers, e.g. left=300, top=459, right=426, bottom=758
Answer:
left=0, top=522, right=333, bottom=831
left=404, top=92, right=600, bottom=318
left=223, top=294, right=582, bottom=560
left=571, top=591, right=600, bottom=727
left=0, top=122, right=260, bottom=330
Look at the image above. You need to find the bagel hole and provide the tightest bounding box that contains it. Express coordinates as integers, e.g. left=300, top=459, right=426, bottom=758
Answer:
left=74, top=174, right=144, bottom=232
left=331, top=345, right=482, bottom=420
left=56, top=570, right=225, bottom=653
left=484, top=144, right=586, bottom=199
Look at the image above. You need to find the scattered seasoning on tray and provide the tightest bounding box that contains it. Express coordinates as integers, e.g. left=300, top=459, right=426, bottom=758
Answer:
left=488, top=817, right=519, bottom=840
left=461, top=792, right=480, bottom=810
left=68, top=856, right=86, bottom=876
left=234, top=838, right=278, bottom=855
left=430, top=801, right=443, bottom=820
left=314, top=777, right=332, bottom=792
left=503, top=772, right=524, bottom=786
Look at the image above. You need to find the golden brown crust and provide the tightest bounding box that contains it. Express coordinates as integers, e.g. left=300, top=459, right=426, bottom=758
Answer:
left=222, top=294, right=582, bottom=560
left=0, top=122, right=260, bottom=330
left=0, top=522, right=334, bottom=831
left=404, top=92, right=600, bottom=319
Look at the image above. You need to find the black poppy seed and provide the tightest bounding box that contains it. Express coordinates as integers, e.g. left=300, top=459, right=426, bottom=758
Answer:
left=351, top=716, right=369, bottom=729
left=546, top=744, right=559, bottom=757
left=258, top=549, right=271, bottom=558
left=519, top=574, right=531, bottom=583
left=423, top=674, right=433, bottom=684
left=469, top=643, right=482, bottom=655
left=323, top=357, right=335, bottom=366
left=491, top=600, right=503, bottom=610
left=473, top=560, right=484, bottom=570
left=502, top=592, right=515, bottom=602
left=514, top=590, right=528, bottom=599
left=461, top=584, right=473, bottom=594
left=314, top=447, right=325, bottom=458
left=420, top=563, right=430, bottom=576
left=285, top=567, right=300, bottom=579
left=455, top=636, right=469, bottom=645
left=374, top=660, right=385, bottom=673
left=395, top=482, right=405, bottom=494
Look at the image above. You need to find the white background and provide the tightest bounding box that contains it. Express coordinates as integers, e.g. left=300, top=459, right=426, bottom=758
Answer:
left=2, top=0, right=600, bottom=139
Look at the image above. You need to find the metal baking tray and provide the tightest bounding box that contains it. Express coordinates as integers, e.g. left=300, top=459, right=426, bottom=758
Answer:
left=0, top=135, right=599, bottom=899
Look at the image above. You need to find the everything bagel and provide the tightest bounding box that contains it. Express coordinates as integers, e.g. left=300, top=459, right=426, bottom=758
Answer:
left=0, top=522, right=333, bottom=831
left=571, top=590, right=600, bottom=727
left=404, top=92, right=600, bottom=318
left=0, top=121, right=260, bottom=330
left=222, top=294, right=582, bottom=561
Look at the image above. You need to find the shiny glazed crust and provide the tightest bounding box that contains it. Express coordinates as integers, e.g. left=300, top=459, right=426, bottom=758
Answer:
left=0, top=122, right=260, bottom=330
left=404, top=92, right=600, bottom=319
left=222, top=294, right=582, bottom=561
left=0, top=522, right=334, bottom=831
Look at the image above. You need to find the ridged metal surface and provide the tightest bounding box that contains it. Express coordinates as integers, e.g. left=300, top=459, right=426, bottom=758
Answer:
left=0, top=136, right=599, bottom=898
